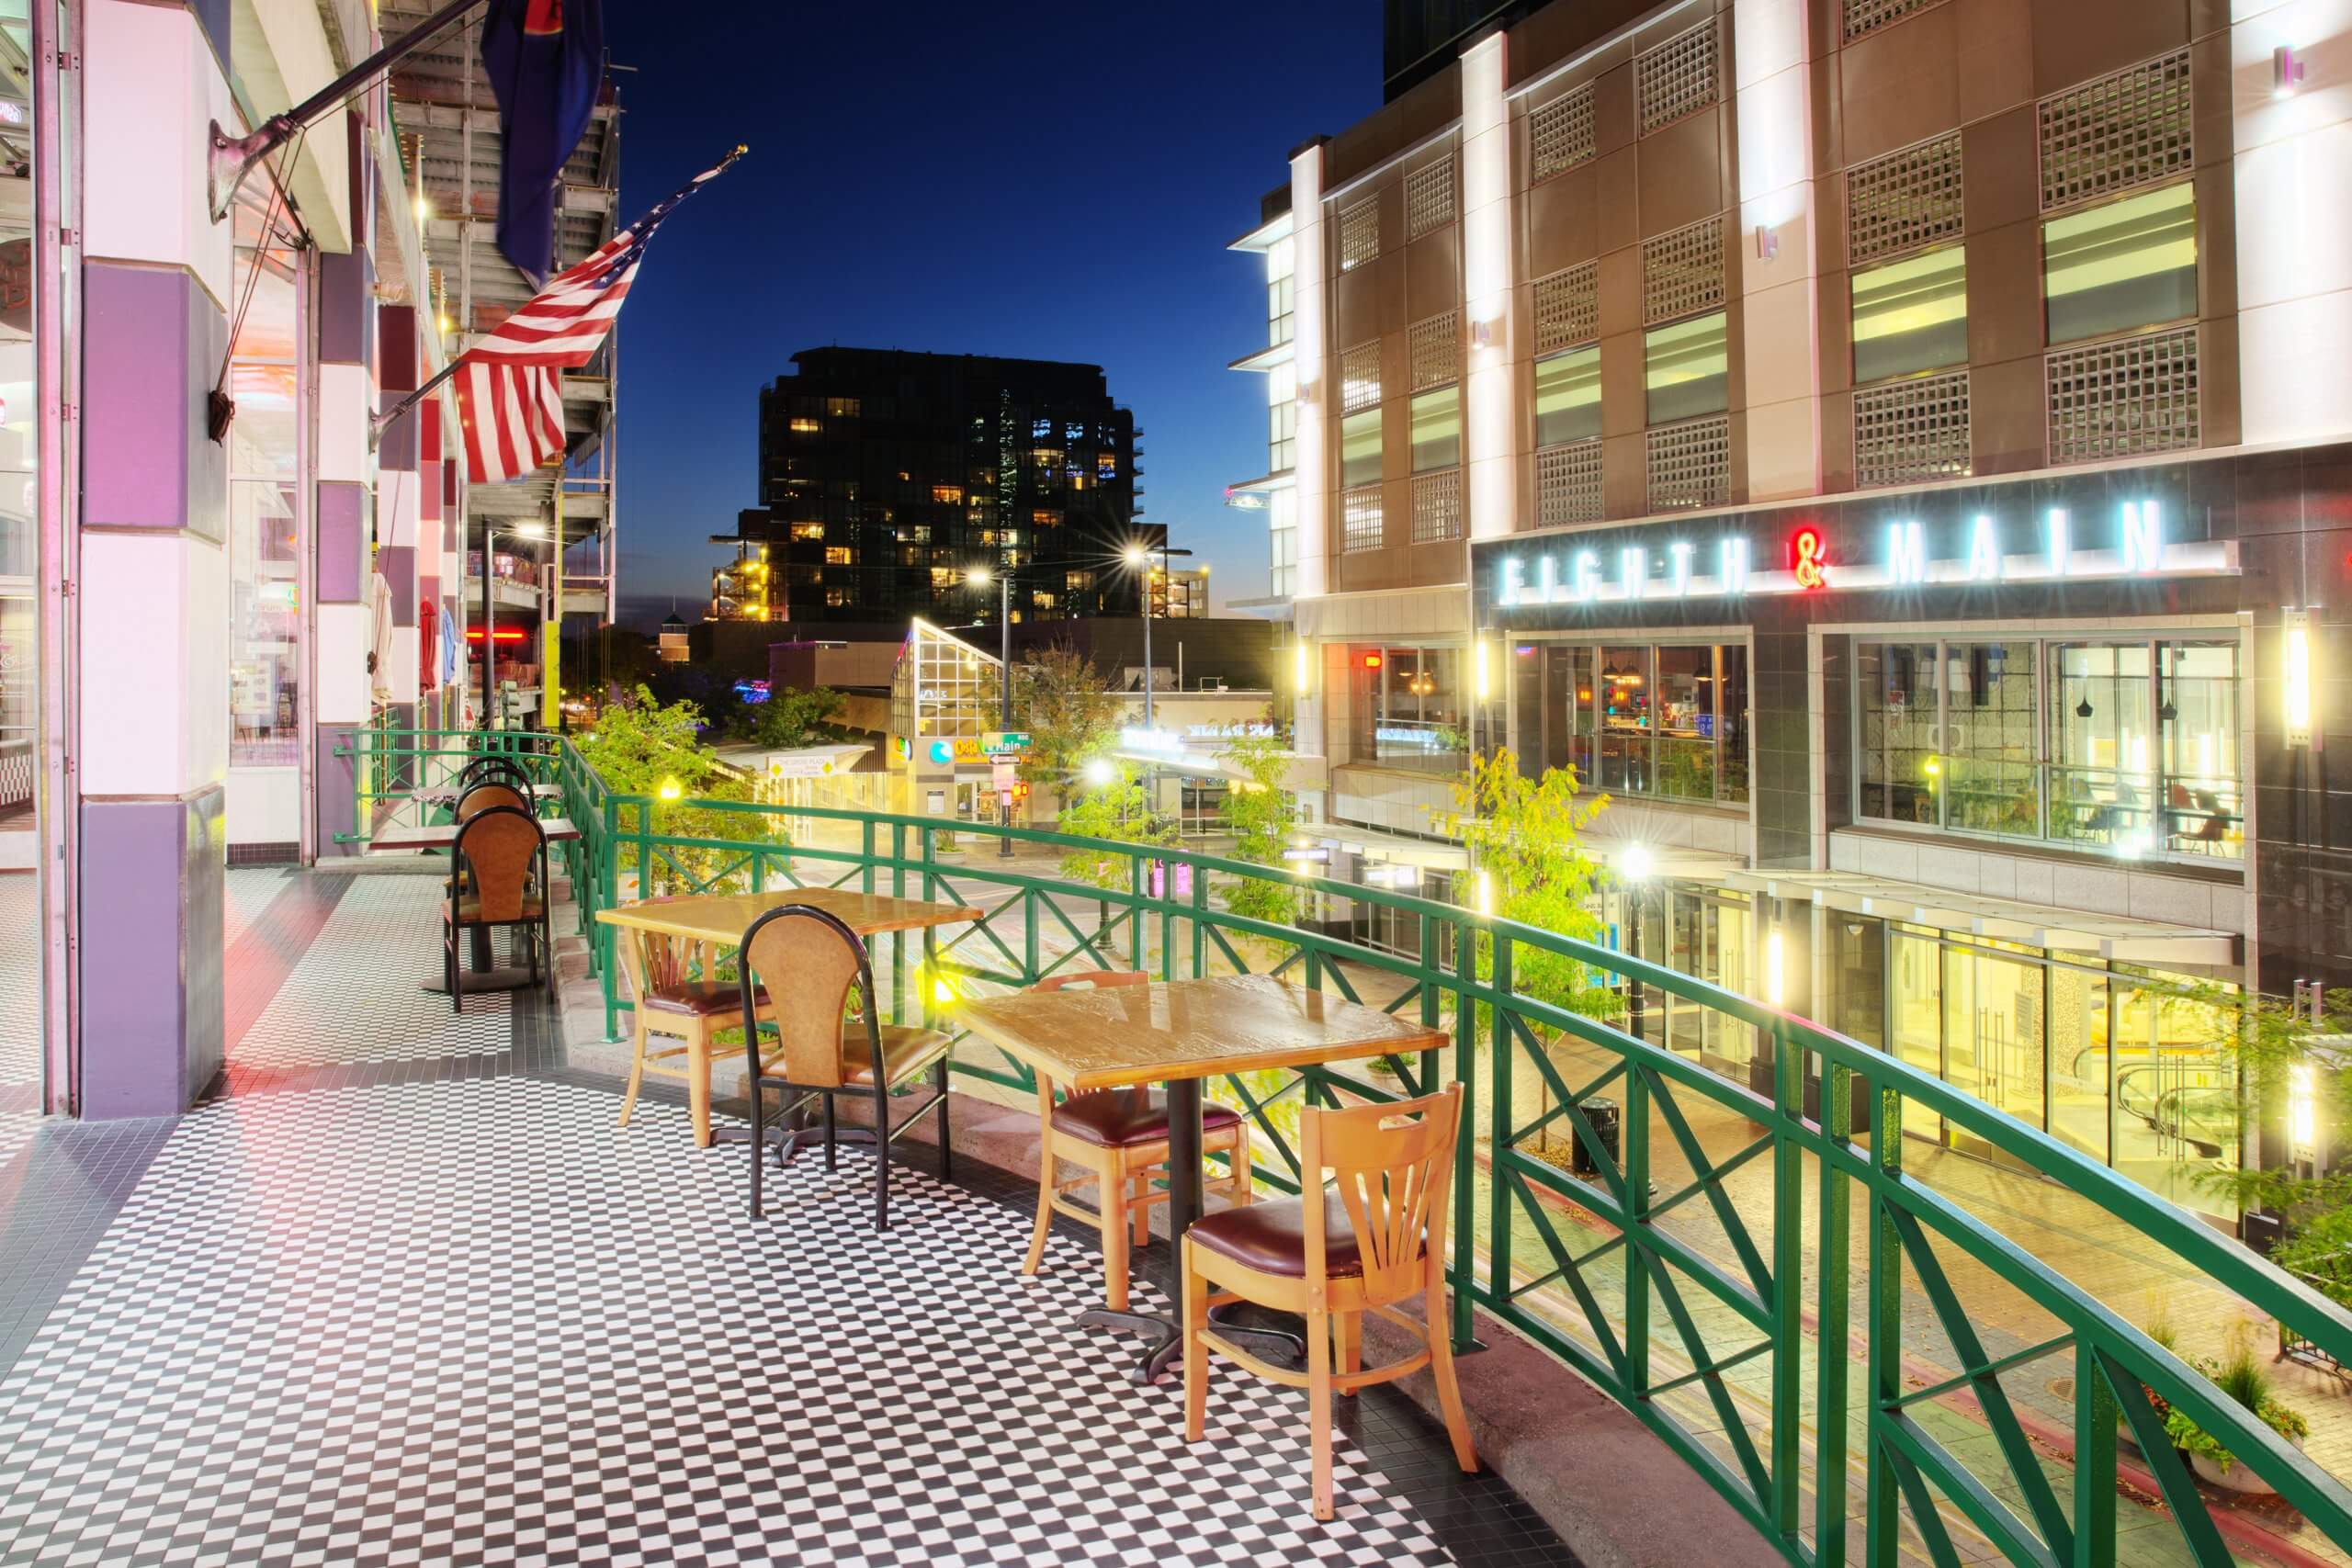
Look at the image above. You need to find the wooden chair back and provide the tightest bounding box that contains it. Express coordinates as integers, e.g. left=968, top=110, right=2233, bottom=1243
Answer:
left=739, top=903, right=872, bottom=1089
left=450, top=807, right=544, bottom=924
left=1299, top=1083, right=1463, bottom=1306
left=458, top=756, right=532, bottom=794
left=615, top=895, right=694, bottom=1003
left=1030, top=969, right=1150, bottom=993
left=457, top=782, right=529, bottom=821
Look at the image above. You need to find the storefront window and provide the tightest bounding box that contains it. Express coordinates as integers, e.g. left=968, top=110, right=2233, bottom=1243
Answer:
left=1597, top=646, right=1650, bottom=795
left=1857, top=642, right=1939, bottom=823
left=1655, top=646, right=1714, bottom=800
left=1941, top=641, right=2039, bottom=841
left=1660, top=887, right=1753, bottom=1070
left=1513, top=640, right=1746, bottom=805
left=1851, top=245, right=1967, bottom=384
left=1943, top=943, right=2048, bottom=1165
left=1718, top=645, right=1749, bottom=802
left=229, top=188, right=303, bottom=766
left=1354, top=646, right=1464, bottom=775
left=2158, top=642, right=2240, bottom=858
left=2110, top=978, right=2239, bottom=1218
left=1409, top=389, right=1459, bottom=472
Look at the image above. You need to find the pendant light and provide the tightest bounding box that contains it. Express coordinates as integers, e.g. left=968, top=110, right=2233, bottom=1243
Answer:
left=2075, top=692, right=2093, bottom=720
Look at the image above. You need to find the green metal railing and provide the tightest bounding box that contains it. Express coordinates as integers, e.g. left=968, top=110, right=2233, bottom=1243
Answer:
left=353, top=728, right=2352, bottom=1567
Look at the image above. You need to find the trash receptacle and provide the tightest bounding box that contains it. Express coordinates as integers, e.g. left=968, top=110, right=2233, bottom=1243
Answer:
left=1570, top=1096, right=1622, bottom=1179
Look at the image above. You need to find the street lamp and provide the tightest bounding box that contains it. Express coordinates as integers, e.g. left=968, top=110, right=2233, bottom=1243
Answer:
left=1120, top=541, right=1193, bottom=728
left=967, top=565, right=1017, bottom=858
left=481, top=519, right=548, bottom=730
left=1617, top=844, right=1654, bottom=1044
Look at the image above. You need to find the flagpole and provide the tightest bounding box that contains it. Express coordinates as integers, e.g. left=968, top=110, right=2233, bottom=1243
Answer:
left=207, top=0, right=493, bottom=223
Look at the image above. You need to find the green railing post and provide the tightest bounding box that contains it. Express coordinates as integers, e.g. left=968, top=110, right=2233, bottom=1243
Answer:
left=1624, top=1036, right=1651, bottom=1402
left=1864, top=1083, right=1905, bottom=1568
left=1453, top=909, right=1478, bottom=1350
left=1419, top=919, right=1442, bottom=1101
left=1770, top=1021, right=1804, bottom=1540
left=2072, top=1337, right=2118, bottom=1567
left=1817, top=1059, right=1855, bottom=1566
left=1489, top=932, right=1514, bottom=1318
left=1189, top=861, right=1207, bottom=980
left=862, top=819, right=876, bottom=897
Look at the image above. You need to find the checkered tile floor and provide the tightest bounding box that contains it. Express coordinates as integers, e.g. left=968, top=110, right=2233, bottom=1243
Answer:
left=0, top=869, right=1578, bottom=1567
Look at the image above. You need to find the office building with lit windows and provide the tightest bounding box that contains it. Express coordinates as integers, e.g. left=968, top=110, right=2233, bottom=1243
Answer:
left=1231, top=0, right=2352, bottom=1227
left=741, top=349, right=1145, bottom=626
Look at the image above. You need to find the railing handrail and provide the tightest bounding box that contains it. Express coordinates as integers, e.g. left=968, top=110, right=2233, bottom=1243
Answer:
left=348, top=724, right=2352, bottom=1562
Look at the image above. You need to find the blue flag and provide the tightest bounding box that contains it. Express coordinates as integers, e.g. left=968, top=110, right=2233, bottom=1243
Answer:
left=480, top=0, right=605, bottom=287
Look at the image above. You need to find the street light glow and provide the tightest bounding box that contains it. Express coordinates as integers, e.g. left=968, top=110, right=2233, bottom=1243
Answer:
left=1083, top=758, right=1114, bottom=787
left=1619, top=844, right=1653, bottom=883
left=1123, top=546, right=1149, bottom=567
left=967, top=566, right=992, bottom=585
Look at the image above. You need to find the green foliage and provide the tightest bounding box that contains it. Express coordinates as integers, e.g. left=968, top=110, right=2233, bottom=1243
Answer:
left=574, top=685, right=776, bottom=894
left=1219, top=729, right=1300, bottom=930
left=573, top=684, right=735, bottom=799
left=2161, top=1345, right=2309, bottom=1473
left=2176, top=981, right=2352, bottom=1229
left=1013, top=644, right=1123, bottom=793
left=738, top=685, right=847, bottom=750
left=1055, top=764, right=1176, bottom=891
left=1440, top=747, right=1618, bottom=1021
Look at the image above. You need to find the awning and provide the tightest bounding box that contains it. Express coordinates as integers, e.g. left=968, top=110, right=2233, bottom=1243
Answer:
left=1722, top=869, right=2238, bottom=967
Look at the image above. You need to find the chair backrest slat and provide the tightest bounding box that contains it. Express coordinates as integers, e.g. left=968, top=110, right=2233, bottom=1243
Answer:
left=451, top=807, right=544, bottom=925
left=1301, top=1083, right=1463, bottom=1306
left=740, top=904, right=873, bottom=1089
left=457, top=782, right=529, bottom=821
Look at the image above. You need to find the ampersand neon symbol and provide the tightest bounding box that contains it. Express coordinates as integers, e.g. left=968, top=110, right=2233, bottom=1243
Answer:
left=1792, top=527, right=1828, bottom=591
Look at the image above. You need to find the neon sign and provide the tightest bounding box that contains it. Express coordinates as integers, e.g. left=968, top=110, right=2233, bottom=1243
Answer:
left=1493, top=500, right=2233, bottom=609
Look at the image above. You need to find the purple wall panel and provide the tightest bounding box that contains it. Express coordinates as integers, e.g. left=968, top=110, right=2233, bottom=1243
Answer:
left=377, top=393, right=418, bottom=470
left=379, top=546, right=416, bottom=624
left=84, top=264, right=227, bottom=540
left=317, top=245, right=375, bottom=368
left=79, top=789, right=225, bottom=1118
left=317, top=728, right=359, bottom=858
left=316, top=481, right=366, bottom=604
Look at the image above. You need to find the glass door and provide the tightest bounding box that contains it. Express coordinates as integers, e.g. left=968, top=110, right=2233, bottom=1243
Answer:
left=1943, top=944, right=2047, bottom=1167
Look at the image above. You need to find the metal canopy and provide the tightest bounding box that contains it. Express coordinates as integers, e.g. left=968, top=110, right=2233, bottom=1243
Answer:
left=1723, top=868, right=2239, bottom=966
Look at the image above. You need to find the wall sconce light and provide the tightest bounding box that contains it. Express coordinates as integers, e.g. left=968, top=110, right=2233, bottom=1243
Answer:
left=2275, top=44, right=2308, bottom=97
left=1293, top=640, right=1312, bottom=695
left=1763, top=928, right=1786, bottom=1008
left=1470, top=319, right=1495, bottom=350
left=1754, top=225, right=1779, bottom=261
left=2286, top=606, right=2313, bottom=749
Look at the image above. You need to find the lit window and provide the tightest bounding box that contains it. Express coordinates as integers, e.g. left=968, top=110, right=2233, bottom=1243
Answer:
left=1032, top=509, right=1060, bottom=528
left=826, top=587, right=851, bottom=606
left=788, top=416, right=821, bottom=434
left=825, top=397, right=860, bottom=417
left=1534, top=347, right=1602, bottom=446
left=1341, top=409, right=1382, bottom=488
left=1851, top=245, right=1968, bottom=384
left=1645, top=311, right=1728, bottom=424
left=2043, top=182, right=2197, bottom=346
left=790, top=523, right=825, bottom=541
left=824, top=546, right=852, bottom=566
left=1409, top=389, right=1459, bottom=473
left=932, top=485, right=964, bottom=504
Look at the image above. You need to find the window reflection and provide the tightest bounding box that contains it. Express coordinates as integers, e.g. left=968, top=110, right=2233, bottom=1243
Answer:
left=229, top=186, right=303, bottom=768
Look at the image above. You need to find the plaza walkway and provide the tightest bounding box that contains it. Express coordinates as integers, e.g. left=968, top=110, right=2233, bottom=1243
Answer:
left=0, top=865, right=1576, bottom=1567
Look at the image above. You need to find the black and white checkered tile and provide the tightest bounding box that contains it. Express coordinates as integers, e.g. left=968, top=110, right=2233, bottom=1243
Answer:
left=0, top=1077, right=1452, bottom=1566
left=230, top=874, right=515, bottom=1072
left=221, top=866, right=291, bottom=952
left=0, top=875, right=35, bottom=1096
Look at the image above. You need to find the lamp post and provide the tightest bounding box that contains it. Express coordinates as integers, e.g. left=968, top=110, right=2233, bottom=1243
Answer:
left=481, top=519, right=547, bottom=731
left=1121, top=542, right=1193, bottom=728
left=967, top=565, right=1018, bottom=858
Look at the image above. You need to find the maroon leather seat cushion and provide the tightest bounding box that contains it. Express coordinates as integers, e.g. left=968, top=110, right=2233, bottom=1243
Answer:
left=640, top=980, right=767, bottom=1018
left=1050, top=1087, right=1243, bottom=1148
left=1184, top=1193, right=1363, bottom=1278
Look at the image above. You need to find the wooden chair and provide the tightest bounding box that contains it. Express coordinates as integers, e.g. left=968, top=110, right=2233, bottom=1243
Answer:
left=614, top=896, right=786, bottom=1147
left=442, top=807, right=549, bottom=1014
left=455, top=755, right=533, bottom=798
left=1020, top=969, right=1253, bottom=1311
left=738, top=903, right=952, bottom=1230
left=1182, top=1082, right=1476, bottom=1520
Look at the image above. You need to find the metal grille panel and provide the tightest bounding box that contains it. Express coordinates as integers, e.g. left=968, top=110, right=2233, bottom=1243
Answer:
left=1536, top=439, right=1605, bottom=526
left=1854, top=371, right=1972, bottom=488
left=1843, top=0, right=1944, bottom=42
left=1406, top=157, right=1457, bottom=239
left=1533, top=262, right=1599, bottom=353
left=2046, top=327, right=2199, bottom=464
left=1847, top=134, right=1964, bottom=265
left=1638, top=21, right=1719, bottom=133
left=1530, top=83, right=1596, bottom=183
left=1340, top=342, right=1382, bottom=413
left=1409, top=312, right=1459, bottom=390
left=1646, top=416, right=1730, bottom=511
left=1338, top=197, right=1380, bottom=272
left=1341, top=486, right=1385, bottom=552
left=2039, top=50, right=2193, bottom=210
left=1643, top=217, right=1724, bottom=325
left=1411, top=469, right=1463, bottom=543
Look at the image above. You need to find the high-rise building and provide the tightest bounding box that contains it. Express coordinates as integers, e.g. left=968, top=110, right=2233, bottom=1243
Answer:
left=735, top=349, right=1148, bottom=626
left=1236, top=0, right=2352, bottom=1226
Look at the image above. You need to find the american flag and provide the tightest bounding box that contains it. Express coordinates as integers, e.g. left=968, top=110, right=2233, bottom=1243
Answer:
left=453, top=150, right=742, bottom=484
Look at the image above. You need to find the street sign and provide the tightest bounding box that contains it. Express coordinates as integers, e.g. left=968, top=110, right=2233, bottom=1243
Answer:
left=982, top=731, right=1032, bottom=753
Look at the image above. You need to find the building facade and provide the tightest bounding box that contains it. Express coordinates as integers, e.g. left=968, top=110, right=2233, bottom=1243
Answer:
left=738, top=348, right=1146, bottom=627
left=1235, top=0, right=2352, bottom=1225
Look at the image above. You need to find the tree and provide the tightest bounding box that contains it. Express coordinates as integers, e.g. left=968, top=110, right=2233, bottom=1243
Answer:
left=1054, top=763, right=1177, bottom=891
left=1219, top=728, right=1300, bottom=929
left=1439, top=747, right=1618, bottom=1021
left=1013, top=643, right=1123, bottom=800
left=738, top=684, right=846, bottom=750
left=2176, top=982, right=2352, bottom=1258
left=573, top=683, right=735, bottom=798
left=572, top=684, right=769, bottom=894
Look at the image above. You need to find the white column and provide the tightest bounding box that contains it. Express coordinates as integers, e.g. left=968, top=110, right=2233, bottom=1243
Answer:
left=1733, top=0, right=1824, bottom=501
left=1289, top=143, right=1329, bottom=599
left=1462, top=30, right=1520, bottom=542
left=2232, top=0, right=2352, bottom=445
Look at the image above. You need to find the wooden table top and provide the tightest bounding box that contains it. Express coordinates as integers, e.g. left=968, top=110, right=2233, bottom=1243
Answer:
left=368, top=817, right=581, bottom=852
left=594, top=886, right=984, bottom=944
left=952, top=973, right=1446, bottom=1091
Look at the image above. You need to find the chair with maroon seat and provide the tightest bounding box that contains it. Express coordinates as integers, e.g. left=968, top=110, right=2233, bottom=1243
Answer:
left=441, top=807, right=550, bottom=1015
left=1018, top=969, right=1252, bottom=1311
left=614, top=896, right=782, bottom=1147
left=1181, top=1082, right=1475, bottom=1520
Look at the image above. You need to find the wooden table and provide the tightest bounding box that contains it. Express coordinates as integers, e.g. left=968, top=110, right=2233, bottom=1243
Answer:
left=370, top=817, right=580, bottom=852
left=596, top=888, right=984, bottom=1149
left=954, top=972, right=1446, bottom=1381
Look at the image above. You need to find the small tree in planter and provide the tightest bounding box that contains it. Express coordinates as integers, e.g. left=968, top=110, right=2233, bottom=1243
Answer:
left=2162, top=1343, right=2311, bottom=1493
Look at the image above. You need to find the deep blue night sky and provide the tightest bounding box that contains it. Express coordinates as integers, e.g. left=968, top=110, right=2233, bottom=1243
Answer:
left=596, top=0, right=1379, bottom=626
